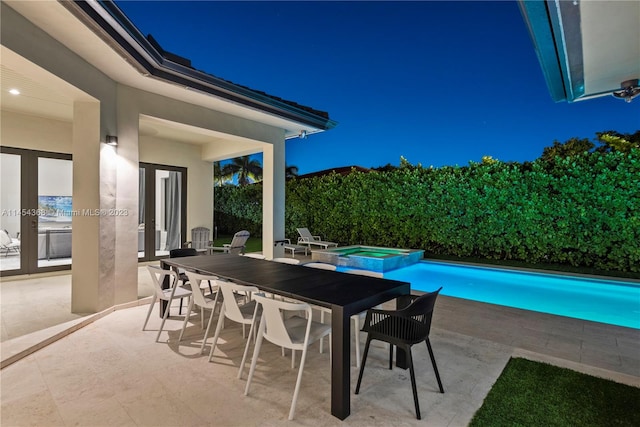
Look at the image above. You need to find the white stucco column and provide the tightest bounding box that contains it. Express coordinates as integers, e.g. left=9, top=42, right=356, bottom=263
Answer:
left=262, top=137, right=286, bottom=259
left=114, top=87, right=140, bottom=304
left=72, top=100, right=114, bottom=312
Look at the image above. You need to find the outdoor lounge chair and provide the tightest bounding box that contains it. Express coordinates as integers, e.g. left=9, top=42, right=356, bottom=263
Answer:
left=0, top=229, right=20, bottom=257
left=283, top=238, right=309, bottom=257
left=183, top=227, right=213, bottom=251
left=209, top=230, right=250, bottom=255
left=296, top=227, right=338, bottom=249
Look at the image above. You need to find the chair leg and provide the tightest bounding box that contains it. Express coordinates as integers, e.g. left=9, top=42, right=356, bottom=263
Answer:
left=178, top=297, right=194, bottom=342
left=200, top=303, right=218, bottom=354
left=319, top=310, right=325, bottom=353
left=155, top=297, right=172, bottom=342
left=208, top=304, right=227, bottom=362
left=288, top=345, right=309, bottom=420
left=406, top=345, right=421, bottom=420
left=238, top=306, right=260, bottom=379
left=355, top=335, right=373, bottom=394
left=244, top=317, right=266, bottom=396
left=142, top=295, right=157, bottom=330
left=426, top=339, right=445, bottom=393
left=389, top=344, right=394, bottom=370
left=353, top=316, right=361, bottom=368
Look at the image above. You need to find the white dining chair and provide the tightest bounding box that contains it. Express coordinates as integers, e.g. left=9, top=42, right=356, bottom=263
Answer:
left=144, top=265, right=193, bottom=342
left=177, top=272, right=222, bottom=348
left=343, top=269, right=384, bottom=366
left=271, top=257, right=300, bottom=265
left=240, top=294, right=331, bottom=420
left=303, top=262, right=338, bottom=353
left=302, top=262, right=337, bottom=270
left=208, top=280, right=260, bottom=361
left=242, top=253, right=266, bottom=259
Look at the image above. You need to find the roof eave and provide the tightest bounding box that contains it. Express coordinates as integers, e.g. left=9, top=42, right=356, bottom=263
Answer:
left=62, top=0, right=336, bottom=131
left=518, top=0, right=585, bottom=103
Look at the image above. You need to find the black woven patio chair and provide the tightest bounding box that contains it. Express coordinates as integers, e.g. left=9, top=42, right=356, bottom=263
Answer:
left=354, top=287, right=444, bottom=419
left=169, top=247, right=204, bottom=313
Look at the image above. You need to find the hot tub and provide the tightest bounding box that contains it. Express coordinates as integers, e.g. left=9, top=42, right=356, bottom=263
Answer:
left=311, top=245, right=424, bottom=272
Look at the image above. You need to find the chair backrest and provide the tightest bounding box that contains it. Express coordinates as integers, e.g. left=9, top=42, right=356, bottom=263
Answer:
left=363, top=288, right=442, bottom=345
left=401, top=287, right=442, bottom=331
left=272, top=257, right=300, bottom=265
left=218, top=280, right=259, bottom=324
left=170, top=248, right=198, bottom=258
left=296, top=228, right=313, bottom=241
left=303, top=262, right=336, bottom=271
left=190, top=227, right=210, bottom=250
left=343, top=268, right=383, bottom=278
left=228, top=230, right=250, bottom=254
left=253, top=294, right=312, bottom=349
left=146, top=265, right=179, bottom=300
left=186, top=271, right=220, bottom=307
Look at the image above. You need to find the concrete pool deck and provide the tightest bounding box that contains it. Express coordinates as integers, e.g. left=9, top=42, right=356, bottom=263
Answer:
left=1, top=261, right=638, bottom=425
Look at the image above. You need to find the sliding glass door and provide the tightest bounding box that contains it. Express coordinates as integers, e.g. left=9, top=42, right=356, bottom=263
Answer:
left=0, top=151, right=22, bottom=274
left=0, top=147, right=72, bottom=276
left=138, top=163, right=187, bottom=261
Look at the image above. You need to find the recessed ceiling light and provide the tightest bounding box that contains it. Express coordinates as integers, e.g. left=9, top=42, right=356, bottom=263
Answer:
left=9, top=88, right=20, bottom=95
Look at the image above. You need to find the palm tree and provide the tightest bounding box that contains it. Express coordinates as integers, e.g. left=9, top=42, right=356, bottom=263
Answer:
left=213, top=161, right=235, bottom=186
left=227, top=156, right=263, bottom=186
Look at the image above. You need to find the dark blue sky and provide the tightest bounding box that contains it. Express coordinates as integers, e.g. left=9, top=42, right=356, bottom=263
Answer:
left=116, top=1, right=639, bottom=174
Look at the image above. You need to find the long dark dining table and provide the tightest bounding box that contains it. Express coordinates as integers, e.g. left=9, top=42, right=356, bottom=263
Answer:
left=160, top=254, right=411, bottom=420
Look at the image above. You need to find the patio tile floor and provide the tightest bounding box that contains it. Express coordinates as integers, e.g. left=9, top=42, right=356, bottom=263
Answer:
left=1, top=260, right=638, bottom=426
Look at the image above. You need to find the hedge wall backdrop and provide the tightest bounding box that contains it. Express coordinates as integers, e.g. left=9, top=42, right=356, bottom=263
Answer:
left=214, top=149, right=639, bottom=273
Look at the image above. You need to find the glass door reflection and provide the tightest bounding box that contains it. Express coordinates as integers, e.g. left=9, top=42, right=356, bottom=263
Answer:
left=139, top=163, right=186, bottom=262
left=37, top=157, right=73, bottom=268
left=0, top=152, right=22, bottom=273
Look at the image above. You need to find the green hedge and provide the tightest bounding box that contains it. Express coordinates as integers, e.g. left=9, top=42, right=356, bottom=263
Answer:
left=214, top=149, right=640, bottom=272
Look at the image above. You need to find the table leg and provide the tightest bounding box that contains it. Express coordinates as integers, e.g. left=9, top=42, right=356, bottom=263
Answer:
left=330, top=305, right=350, bottom=420
left=395, top=294, right=413, bottom=369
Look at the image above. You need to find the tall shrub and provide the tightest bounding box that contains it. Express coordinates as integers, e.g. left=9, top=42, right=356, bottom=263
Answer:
left=215, top=150, right=639, bottom=272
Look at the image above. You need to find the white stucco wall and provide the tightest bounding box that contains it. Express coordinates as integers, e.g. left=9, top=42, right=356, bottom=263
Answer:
left=1, top=0, right=289, bottom=309
left=139, top=135, right=214, bottom=233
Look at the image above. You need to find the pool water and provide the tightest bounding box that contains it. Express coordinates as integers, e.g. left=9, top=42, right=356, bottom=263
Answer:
left=358, top=261, right=640, bottom=329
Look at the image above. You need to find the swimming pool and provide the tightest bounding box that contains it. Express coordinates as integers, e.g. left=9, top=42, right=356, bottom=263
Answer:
left=354, top=261, right=640, bottom=329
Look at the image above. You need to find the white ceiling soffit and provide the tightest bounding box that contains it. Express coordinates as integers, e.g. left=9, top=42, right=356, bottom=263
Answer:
left=4, top=0, right=328, bottom=139
left=580, top=0, right=640, bottom=98
left=519, top=0, right=639, bottom=102
left=139, top=115, right=262, bottom=148
left=1, top=46, right=94, bottom=121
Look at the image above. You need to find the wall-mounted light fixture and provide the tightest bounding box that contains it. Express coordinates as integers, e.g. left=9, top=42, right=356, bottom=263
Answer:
left=299, top=130, right=308, bottom=140
left=612, top=79, right=640, bottom=103
left=105, top=135, right=118, bottom=146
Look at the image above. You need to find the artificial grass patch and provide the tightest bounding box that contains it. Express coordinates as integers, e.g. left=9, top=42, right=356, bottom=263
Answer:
left=470, top=358, right=640, bottom=427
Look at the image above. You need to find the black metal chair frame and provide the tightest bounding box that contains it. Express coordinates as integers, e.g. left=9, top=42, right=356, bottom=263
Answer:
left=355, top=287, right=444, bottom=420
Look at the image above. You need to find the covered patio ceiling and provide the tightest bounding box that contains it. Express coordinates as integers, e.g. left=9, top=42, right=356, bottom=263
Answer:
left=519, top=0, right=640, bottom=103
left=2, top=0, right=335, bottom=154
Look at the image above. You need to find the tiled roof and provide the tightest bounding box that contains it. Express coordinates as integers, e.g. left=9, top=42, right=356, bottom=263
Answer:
left=146, top=34, right=329, bottom=120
